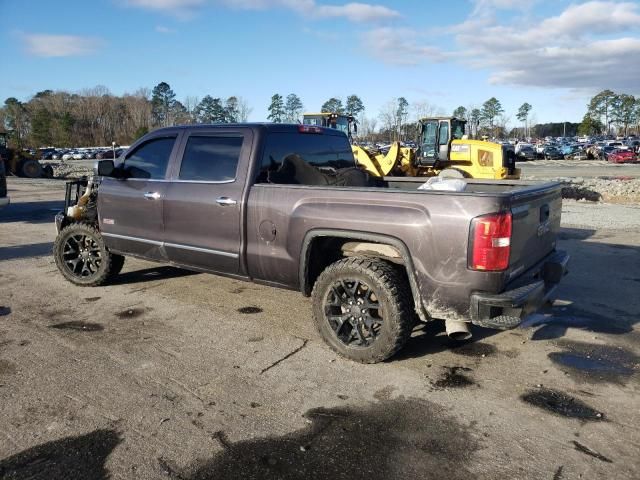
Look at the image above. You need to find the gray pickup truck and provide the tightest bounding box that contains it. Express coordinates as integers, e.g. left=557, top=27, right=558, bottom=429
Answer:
left=53, top=123, right=568, bottom=363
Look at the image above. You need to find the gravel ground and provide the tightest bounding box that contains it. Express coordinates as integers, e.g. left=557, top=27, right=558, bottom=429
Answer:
left=561, top=200, right=640, bottom=231
left=0, top=178, right=639, bottom=479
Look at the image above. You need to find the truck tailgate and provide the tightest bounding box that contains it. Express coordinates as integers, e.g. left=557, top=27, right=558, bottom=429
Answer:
left=509, top=186, right=562, bottom=275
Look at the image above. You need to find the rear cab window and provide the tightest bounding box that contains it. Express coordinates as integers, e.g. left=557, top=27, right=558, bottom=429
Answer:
left=257, top=131, right=355, bottom=184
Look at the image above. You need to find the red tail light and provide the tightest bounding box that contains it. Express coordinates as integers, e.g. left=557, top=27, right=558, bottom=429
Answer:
left=298, top=125, right=323, bottom=134
left=469, top=212, right=512, bottom=271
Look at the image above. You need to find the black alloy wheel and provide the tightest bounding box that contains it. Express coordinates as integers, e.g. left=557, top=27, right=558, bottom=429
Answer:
left=53, top=223, right=124, bottom=286
left=311, top=257, right=415, bottom=363
left=62, top=232, right=103, bottom=278
left=324, top=278, right=383, bottom=347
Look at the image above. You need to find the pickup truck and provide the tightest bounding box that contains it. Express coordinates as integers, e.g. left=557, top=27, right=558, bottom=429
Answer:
left=53, top=123, right=569, bottom=363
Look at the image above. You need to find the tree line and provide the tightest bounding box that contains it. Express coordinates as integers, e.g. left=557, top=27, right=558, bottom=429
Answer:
left=1, top=82, right=252, bottom=148
left=578, top=90, right=640, bottom=136
left=8, top=81, right=634, bottom=149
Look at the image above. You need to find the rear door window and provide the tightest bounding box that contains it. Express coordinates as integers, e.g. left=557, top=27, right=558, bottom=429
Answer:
left=258, top=132, right=354, bottom=183
left=123, top=136, right=176, bottom=179
left=179, top=136, right=243, bottom=182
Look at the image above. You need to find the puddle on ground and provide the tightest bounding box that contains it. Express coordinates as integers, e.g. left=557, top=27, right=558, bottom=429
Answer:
left=520, top=387, right=604, bottom=421
left=115, top=308, right=147, bottom=319
left=49, top=321, right=104, bottom=332
left=548, top=340, right=638, bottom=384
left=238, top=306, right=263, bottom=314
left=431, top=367, right=476, bottom=389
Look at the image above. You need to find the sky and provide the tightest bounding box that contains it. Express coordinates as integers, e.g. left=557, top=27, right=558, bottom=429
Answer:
left=1, top=0, right=639, bottom=128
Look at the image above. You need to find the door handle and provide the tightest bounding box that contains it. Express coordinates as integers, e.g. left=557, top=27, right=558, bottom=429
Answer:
left=216, top=197, right=237, bottom=206
left=143, top=192, right=161, bottom=200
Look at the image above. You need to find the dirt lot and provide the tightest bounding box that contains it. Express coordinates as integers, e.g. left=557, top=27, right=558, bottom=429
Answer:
left=0, top=178, right=639, bottom=479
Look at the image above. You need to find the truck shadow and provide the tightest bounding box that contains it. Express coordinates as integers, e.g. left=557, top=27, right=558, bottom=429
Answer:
left=110, top=265, right=199, bottom=285
left=184, top=398, right=478, bottom=480
left=0, top=242, right=53, bottom=261
left=0, top=200, right=64, bottom=224
left=395, top=226, right=639, bottom=361
left=0, top=429, right=120, bottom=480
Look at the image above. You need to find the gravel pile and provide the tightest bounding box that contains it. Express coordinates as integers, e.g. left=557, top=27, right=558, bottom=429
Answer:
left=547, top=176, right=640, bottom=204
left=44, top=161, right=93, bottom=179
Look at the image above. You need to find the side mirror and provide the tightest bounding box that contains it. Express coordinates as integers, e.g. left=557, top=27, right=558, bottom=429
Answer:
left=95, top=159, right=115, bottom=177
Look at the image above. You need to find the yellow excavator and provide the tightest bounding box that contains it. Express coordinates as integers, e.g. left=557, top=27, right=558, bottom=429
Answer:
left=302, top=113, right=520, bottom=180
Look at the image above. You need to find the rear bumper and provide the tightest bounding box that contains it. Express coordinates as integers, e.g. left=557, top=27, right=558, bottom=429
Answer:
left=469, top=250, right=569, bottom=329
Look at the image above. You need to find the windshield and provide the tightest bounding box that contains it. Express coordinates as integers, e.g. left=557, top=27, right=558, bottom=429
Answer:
left=303, top=115, right=350, bottom=134
left=451, top=120, right=466, bottom=140
left=420, top=120, right=438, bottom=157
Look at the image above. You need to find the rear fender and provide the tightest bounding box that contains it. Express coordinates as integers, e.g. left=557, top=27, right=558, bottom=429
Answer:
left=299, top=229, right=428, bottom=321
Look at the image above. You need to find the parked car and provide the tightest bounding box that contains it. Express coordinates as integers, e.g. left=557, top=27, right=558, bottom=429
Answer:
left=607, top=149, right=639, bottom=164
left=543, top=146, right=564, bottom=160
left=599, top=146, right=617, bottom=159
left=516, top=146, right=537, bottom=161
left=52, top=123, right=569, bottom=363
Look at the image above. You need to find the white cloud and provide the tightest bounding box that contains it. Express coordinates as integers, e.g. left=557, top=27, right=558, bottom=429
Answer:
left=122, top=0, right=206, bottom=18
left=22, top=34, right=103, bottom=57
left=124, top=0, right=400, bottom=22
left=314, top=3, right=400, bottom=22
left=155, top=25, right=176, bottom=33
left=125, top=0, right=205, bottom=10
left=361, top=27, right=444, bottom=65
left=472, top=0, right=538, bottom=14
left=454, top=1, right=640, bottom=90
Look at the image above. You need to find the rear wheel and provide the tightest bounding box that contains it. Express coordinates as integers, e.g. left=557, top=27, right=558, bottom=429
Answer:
left=311, top=257, right=414, bottom=363
left=20, top=159, right=43, bottom=178
left=53, top=223, right=123, bottom=286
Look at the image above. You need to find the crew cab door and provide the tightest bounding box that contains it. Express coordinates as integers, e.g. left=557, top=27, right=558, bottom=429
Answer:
left=162, top=129, right=252, bottom=275
left=98, top=134, right=179, bottom=260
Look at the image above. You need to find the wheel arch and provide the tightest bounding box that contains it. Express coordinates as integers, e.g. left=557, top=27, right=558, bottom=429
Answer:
left=299, top=229, right=427, bottom=321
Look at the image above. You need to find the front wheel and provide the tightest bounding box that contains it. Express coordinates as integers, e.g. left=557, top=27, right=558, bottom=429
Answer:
left=311, top=257, right=415, bottom=363
left=53, top=223, right=124, bottom=286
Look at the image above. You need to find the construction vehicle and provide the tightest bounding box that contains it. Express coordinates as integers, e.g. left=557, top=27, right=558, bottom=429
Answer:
left=0, top=130, right=52, bottom=178
left=353, top=117, right=519, bottom=179
left=302, top=113, right=520, bottom=180
left=303, top=112, right=357, bottom=142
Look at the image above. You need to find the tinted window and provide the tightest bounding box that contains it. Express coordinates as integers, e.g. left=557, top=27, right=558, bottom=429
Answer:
left=123, top=137, right=175, bottom=179
left=258, top=132, right=354, bottom=183
left=439, top=122, right=449, bottom=146
left=179, top=136, right=243, bottom=181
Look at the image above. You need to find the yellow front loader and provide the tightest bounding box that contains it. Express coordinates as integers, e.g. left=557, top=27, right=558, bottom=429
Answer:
left=353, top=117, right=520, bottom=180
